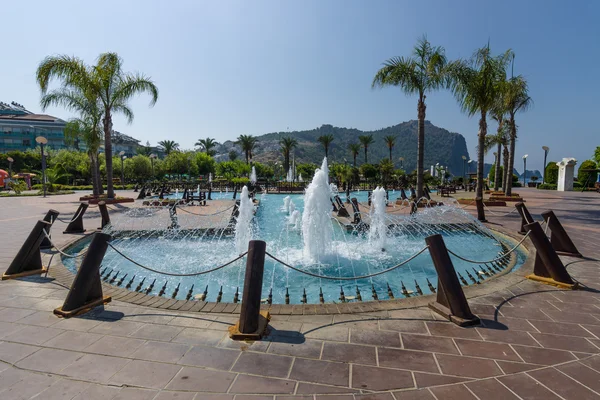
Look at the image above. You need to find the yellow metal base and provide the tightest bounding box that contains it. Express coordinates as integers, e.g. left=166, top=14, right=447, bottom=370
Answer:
left=53, top=296, right=112, bottom=318
left=525, top=274, right=579, bottom=290
left=2, top=267, right=48, bottom=281
left=228, top=311, right=271, bottom=341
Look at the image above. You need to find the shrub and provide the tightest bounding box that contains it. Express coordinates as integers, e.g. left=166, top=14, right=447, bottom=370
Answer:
left=577, top=160, right=598, bottom=187
left=8, top=180, right=27, bottom=194
left=538, top=183, right=557, bottom=190
left=545, top=161, right=559, bottom=184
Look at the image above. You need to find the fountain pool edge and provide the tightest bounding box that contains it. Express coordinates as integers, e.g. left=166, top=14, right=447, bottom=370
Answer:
left=50, top=225, right=535, bottom=314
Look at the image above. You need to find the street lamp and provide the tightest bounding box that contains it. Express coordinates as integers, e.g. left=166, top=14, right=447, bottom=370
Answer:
left=542, top=146, right=549, bottom=184
left=119, top=151, right=126, bottom=190
left=462, top=156, right=467, bottom=190
left=522, top=154, right=529, bottom=186
left=35, top=136, right=48, bottom=197
left=7, top=157, right=14, bottom=186
left=150, top=154, right=156, bottom=179
left=398, top=157, right=404, bottom=169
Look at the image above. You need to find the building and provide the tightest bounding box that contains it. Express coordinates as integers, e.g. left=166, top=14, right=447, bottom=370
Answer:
left=0, top=101, right=67, bottom=153
left=110, top=130, right=141, bottom=158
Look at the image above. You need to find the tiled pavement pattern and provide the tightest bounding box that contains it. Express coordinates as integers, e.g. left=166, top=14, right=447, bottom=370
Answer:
left=0, top=189, right=599, bottom=399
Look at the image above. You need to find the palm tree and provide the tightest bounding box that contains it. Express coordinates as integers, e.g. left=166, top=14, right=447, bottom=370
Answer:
left=37, top=53, right=159, bottom=199
left=372, top=36, right=449, bottom=198
left=237, top=134, right=258, bottom=164
left=349, top=143, right=361, bottom=167
left=158, top=140, right=179, bottom=155
left=41, top=88, right=103, bottom=195
left=384, top=135, right=396, bottom=162
left=195, top=137, right=219, bottom=157
left=279, top=136, right=298, bottom=172
left=317, top=134, right=334, bottom=158
left=502, top=76, right=532, bottom=196
left=483, top=121, right=509, bottom=191
left=358, top=134, right=374, bottom=164
left=450, top=44, right=512, bottom=220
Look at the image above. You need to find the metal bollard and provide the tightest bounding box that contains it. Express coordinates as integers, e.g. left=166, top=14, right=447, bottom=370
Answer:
left=98, top=201, right=111, bottom=230
left=40, top=209, right=60, bottom=250
left=63, top=203, right=89, bottom=234
left=515, top=202, right=534, bottom=235
left=229, top=240, right=270, bottom=340
left=2, top=220, right=51, bottom=280
left=137, top=186, right=146, bottom=200
left=541, top=210, right=582, bottom=258
left=524, top=221, right=578, bottom=289
left=54, top=232, right=112, bottom=317
left=425, top=234, right=480, bottom=327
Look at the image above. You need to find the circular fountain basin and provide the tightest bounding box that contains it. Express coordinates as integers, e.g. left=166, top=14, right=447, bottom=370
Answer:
left=62, top=192, right=526, bottom=305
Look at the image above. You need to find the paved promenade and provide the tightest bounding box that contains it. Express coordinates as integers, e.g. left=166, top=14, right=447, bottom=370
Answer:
left=0, top=189, right=599, bottom=399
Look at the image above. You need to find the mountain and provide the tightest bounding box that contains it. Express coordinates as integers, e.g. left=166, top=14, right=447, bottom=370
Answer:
left=216, top=120, right=471, bottom=174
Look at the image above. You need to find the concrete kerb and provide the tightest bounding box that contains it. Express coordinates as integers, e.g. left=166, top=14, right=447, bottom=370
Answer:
left=47, top=224, right=534, bottom=316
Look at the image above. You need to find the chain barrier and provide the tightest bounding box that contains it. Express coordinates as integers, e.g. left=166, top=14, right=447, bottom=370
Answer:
left=54, top=206, right=85, bottom=224
left=106, top=242, right=247, bottom=276
left=482, top=202, right=520, bottom=217
left=447, top=231, right=530, bottom=264
left=41, top=230, right=89, bottom=258
left=264, top=245, right=429, bottom=281
left=177, top=204, right=236, bottom=216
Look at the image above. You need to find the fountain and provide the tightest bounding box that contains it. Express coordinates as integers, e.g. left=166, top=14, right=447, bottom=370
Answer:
left=286, top=167, right=293, bottom=183
left=283, top=196, right=291, bottom=214
left=289, top=209, right=301, bottom=229
left=234, top=186, right=254, bottom=254
left=209, top=173, right=212, bottom=183
left=301, top=158, right=333, bottom=261
left=368, top=187, right=388, bottom=251
left=298, top=174, right=303, bottom=182
left=250, top=167, right=257, bottom=185
left=289, top=200, right=295, bottom=215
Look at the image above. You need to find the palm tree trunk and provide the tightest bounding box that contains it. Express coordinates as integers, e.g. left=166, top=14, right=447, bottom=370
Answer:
left=494, top=142, right=501, bottom=191
left=476, top=110, right=487, bottom=221
left=364, top=147, right=368, bottom=164
left=103, top=111, right=115, bottom=198
left=284, top=153, right=289, bottom=174
left=416, top=98, right=426, bottom=199
left=502, top=145, right=509, bottom=191
left=325, top=146, right=328, bottom=158
left=506, top=114, right=516, bottom=196
left=353, top=154, right=356, bottom=168
left=89, top=153, right=99, bottom=196
left=389, top=146, right=392, bottom=162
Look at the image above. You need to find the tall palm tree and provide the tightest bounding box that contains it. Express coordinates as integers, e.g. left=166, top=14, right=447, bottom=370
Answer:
left=450, top=45, right=512, bottom=220
left=372, top=36, right=449, bottom=198
left=279, top=136, right=298, bottom=172
left=502, top=76, right=532, bottom=196
left=483, top=121, right=509, bottom=191
left=349, top=143, right=361, bottom=167
left=158, top=140, right=179, bottom=155
left=37, top=53, right=159, bottom=199
left=195, top=137, right=219, bottom=157
left=237, top=134, right=258, bottom=164
left=41, top=88, right=103, bottom=195
left=358, top=134, right=374, bottom=164
left=317, top=134, right=334, bottom=158
left=384, top=135, right=396, bottom=162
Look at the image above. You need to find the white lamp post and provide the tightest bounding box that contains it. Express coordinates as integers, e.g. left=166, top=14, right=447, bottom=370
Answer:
left=542, top=146, right=549, bottom=184
left=522, top=154, right=529, bottom=186
left=35, top=136, right=48, bottom=197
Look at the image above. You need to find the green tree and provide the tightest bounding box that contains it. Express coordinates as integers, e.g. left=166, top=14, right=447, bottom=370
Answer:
left=578, top=160, right=598, bottom=187
left=372, top=36, right=449, bottom=198
left=129, top=155, right=152, bottom=181
left=158, top=140, right=179, bottom=155
left=348, top=143, right=361, bottom=167
left=195, top=152, right=216, bottom=176
left=317, top=134, right=334, bottom=158
left=296, top=163, right=318, bottom=180
left=594, top=147, right=600, bottom=166
left=545, top=161, right=559, bottom=185
left=383, top=135, right=396, bottom=162
left=360, top=163, right=379, bottom=182
left=137, top=141, right=153, bottom=156
left=450, top=44, right=512, bottom=218
left=358, top=134, right=374, bottom=163
left=279, top=136, right=298, bottom=172
left=228, top=150, right=238, bottom=161
left=216, top=160, right=250, bottom=180
left=195, top=137, right=219, bottom=157
left=236, top=134, right=258, bottom=164
left=253, top=162, right=274, bottom=179
left=37, top=53, right=158, bottom=199
left=379, top=158, right=395, bottom=185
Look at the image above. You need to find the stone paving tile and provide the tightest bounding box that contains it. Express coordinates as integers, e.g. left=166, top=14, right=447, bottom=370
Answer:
left=401, top=334, right=459, bottom=354
left=219, top=336, right=271, bottom=352
left=3, top=324, right=64, bottom=345
left=435, top=353, right=503, bottom=378
left=84, top=335, right=146, bottom=357
left=43, top=330, right=104, bottom=351
left=177, top=344, right=240, bottom=370
left=233, top=394, right=274, bottom=400
left=350, top=329, right=401, bottom=347
left=429, top=384, right=477, bottom=399
left=353, top=393, right=395, bottom=400
left=16, top=348, right=83, bottom=374
left=171, top=327, right=226, bottom=346
left=454, top=338, right=522, bottom=361
left=232, top=351, right=294, bottom=378
left=52, top=316, right=103, bottom=332
left=153, top=390, right=197, bottom=400
left=229, top=374, right=296, bottom=394
left=0, top=321, right=25, bottom=339
left=0, top=372, right=58, bottom=400
left=72, top=384, right=121, bottom=400
left=168, top=315, right=215, bottom=329
left=378, top=320, right=428, bottom=334
left=511, top=343, right=578, bottom=366
left=60, top=353, right=131, bottom=383
left=498, top=305, right=555, bottom=321
left=377, top=347, right=439, bottom=373
left=413, top=372, right=471, bottom=388
left=268, top=339, right=322, bottom=359
left=425, top=322, right=481, bottom=339
left=289, top=358, right=349, bottom=387
left=528, top=366, right=600, bottom=399
left=465, top=378, right=520, bottom=400
left=165, top=366, right=235, bottom=392
left=295, top=382, right=357, bottom=394
left=580, top=355, right=600, bottom=373
left=109, top=359, right=182, bottom=389
left=479, top=315, right=540, bottom=332
left=14, top=310, right=61, bottom=327
left=496, top=360, right=543, bottom=374
left=557, top=361, right=600, bottom=393
left=302, top=323, right=349, bottom=342
left=321, top=342, right=377, bottom=365
left=34, top=378, right=91, bottom=399
left=529, top=319, right=598, bottom=337
left=530, top=332, right=600, bottom=352
left=130, top=340, right=191, bottom=363
left=476, top=327, right=540, bottom=346
left=0, top=341, right=40, bottom=364
left=351, top=364, right=414, bottom=391
left=112, top=387, right=158, bottom=400
left=392, top=388, right=436, bottom=399
left=130, top=323, right=184, bottom=341
left=89, top=319, right=146, bottom=336
left=498, top=373, right=563, bottom=399
left=0, top=306, right=36, bottom=322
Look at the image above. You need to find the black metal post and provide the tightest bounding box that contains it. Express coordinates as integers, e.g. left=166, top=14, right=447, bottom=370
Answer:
left=542, top=149, right=548, bottom=184
left=40, top=209, right=60, bottom=250
left=541, top=210, right=582, bottom=257
left=515, top=202, right=534, bottom=235
left=98, top=201, right=111, bottom=229
left=64, top=203, right=89, bottom=234
left=2, top=220, right=51, bottom=280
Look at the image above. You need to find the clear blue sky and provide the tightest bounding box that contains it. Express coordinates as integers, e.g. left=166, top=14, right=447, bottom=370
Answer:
left=3, top=0, right=599, bottom=173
